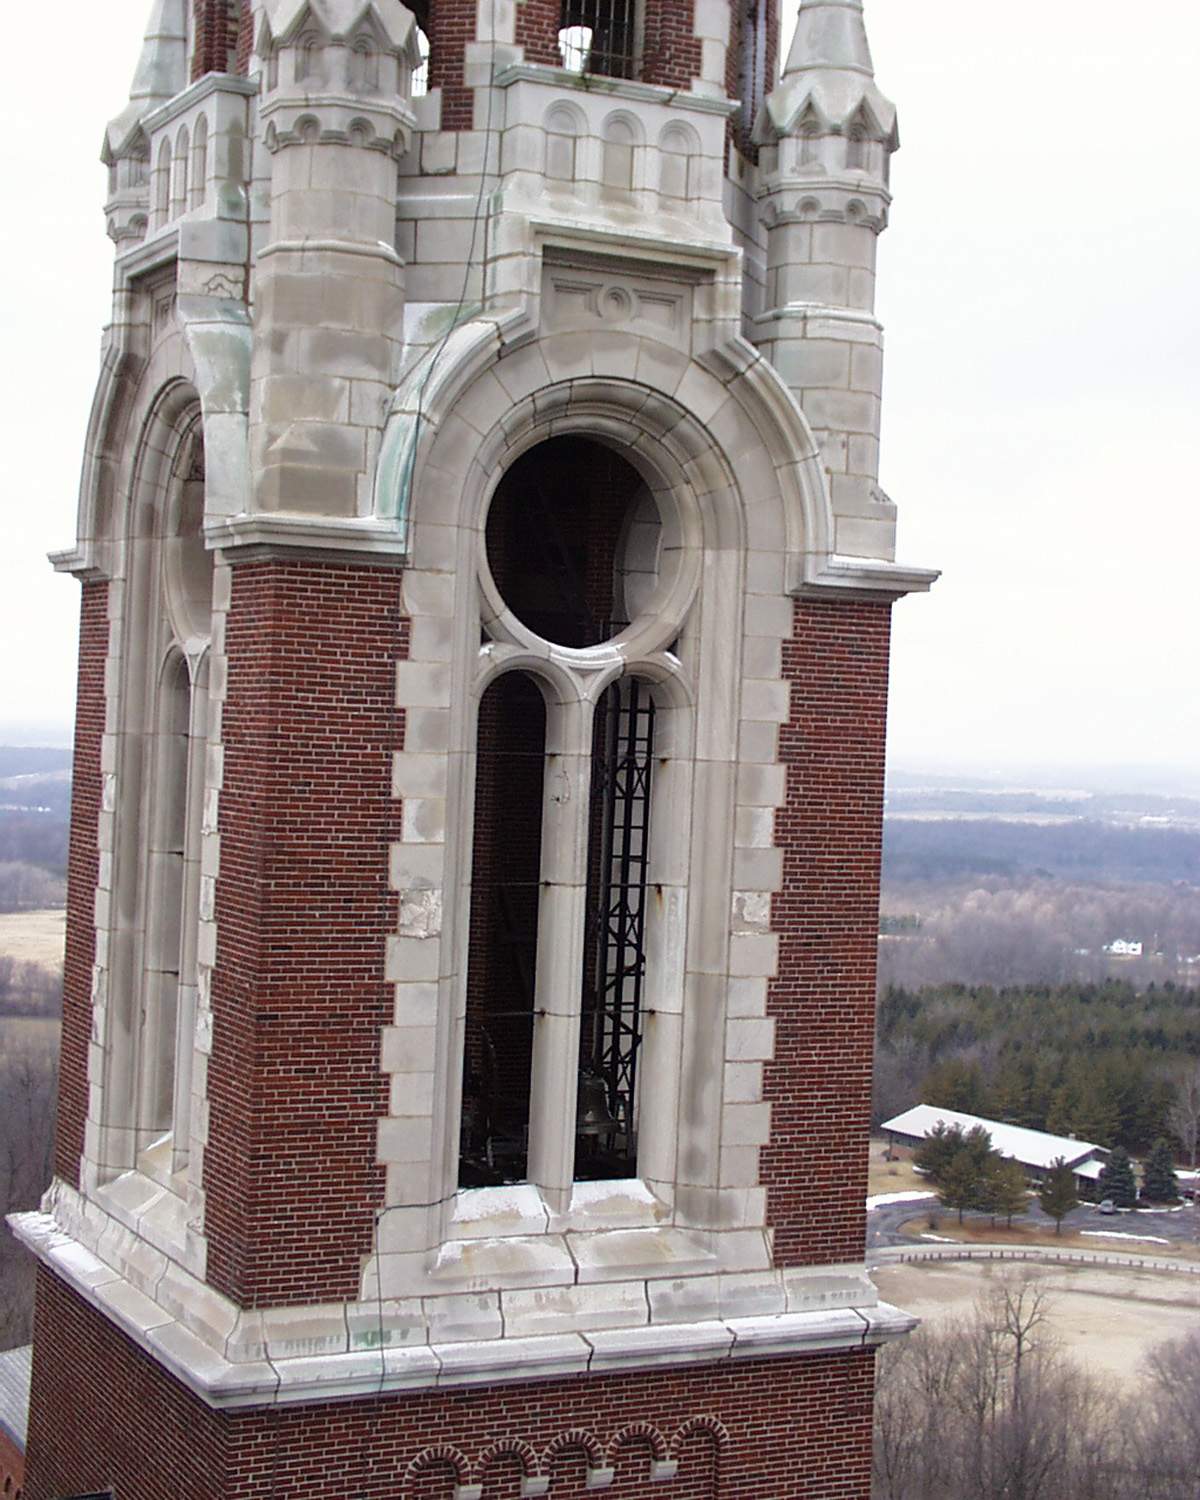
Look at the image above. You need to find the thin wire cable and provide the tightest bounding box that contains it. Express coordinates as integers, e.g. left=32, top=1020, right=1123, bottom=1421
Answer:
left=397, top=0, right=501, bottom=526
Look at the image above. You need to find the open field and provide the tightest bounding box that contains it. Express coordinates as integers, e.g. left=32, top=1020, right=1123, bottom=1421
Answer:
left=867, top=1137, right=927, bottom=1197
left=0, top=909, right=65, bottom=969
left=872, top=1257, right=1200, bottom=1381
left=0, top=1016, right=60, bottom=1056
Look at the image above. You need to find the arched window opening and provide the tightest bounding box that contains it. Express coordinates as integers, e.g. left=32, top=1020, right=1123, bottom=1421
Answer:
left=132, top=417, right=213, bottom=1181
left=601, top=117, right=636, bottom=192
left=545, top=105, right=581, bottom=181
left=138, top=653, right=190, bottom=1151
left=350, top=36, right=380, bottom=89
left=154, top=139, right=172, bottom=225
left=459, top=672, right=547, bottom=1187
left=191, top=116, right=209, bottom=208
left=577, top=676, right=656, bottom=1180
left=485, top=437, right=655, bottom=648
left=171, top=127, right=190, bottom=216
left=559, top=0, right=636, bottom=78
left=412, top=26, right=430, bottom=95
left=846, top=116, right=869, bottom=172
left=799, top=116, right=820, bottom=167
left=659, top=126, right=698, bottom=202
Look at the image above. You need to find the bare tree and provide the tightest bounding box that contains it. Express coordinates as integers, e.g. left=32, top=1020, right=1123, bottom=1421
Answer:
left=0, top=1039, right=59, bottom=1347
left=873, top=1276, right=1128, bottom=1500
left=1167, top=1062, right=1200, bottom=1168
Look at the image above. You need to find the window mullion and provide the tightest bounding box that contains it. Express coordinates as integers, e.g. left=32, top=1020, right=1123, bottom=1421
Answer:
left=526, top=693, right=592, bottom=1212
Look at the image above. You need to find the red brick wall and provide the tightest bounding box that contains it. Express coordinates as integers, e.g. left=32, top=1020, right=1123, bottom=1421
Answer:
left=761, top=597, right=892, bottom=1268
left=27, top=1267, right=876, bottom=1500
left=514, top=0, right=564, bottom=70
left=0, top=1426, right=23, bottom=1500
left=203, top=559, right=407, bottom=1306
left=427, top=0, right=478, bottom=131
left=54, top=581, right=108, bottom=1189
left=642, top=0, right=704, bottom=91
left=192, top=0, right=246, bottom=79
left=429, top=0, right=703, bottom=130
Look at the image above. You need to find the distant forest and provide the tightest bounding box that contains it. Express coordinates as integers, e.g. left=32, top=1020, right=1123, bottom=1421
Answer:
left=0, top=745, right=71, bottom=911
left=874, top=980, right=1200, bottom=1157
left=883, top=817, right=1200, bottom=885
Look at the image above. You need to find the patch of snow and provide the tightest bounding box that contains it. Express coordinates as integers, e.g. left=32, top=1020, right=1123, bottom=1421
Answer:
left=867, top=1190, right=938, bottom=1210
left=1080, top=1231, right=1172, bottom=1246
left=920, top=1233, right=957, bottom=1243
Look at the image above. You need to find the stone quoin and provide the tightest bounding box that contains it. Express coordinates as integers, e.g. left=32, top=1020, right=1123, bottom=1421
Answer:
left=12, top=0, right=937, bottom=1494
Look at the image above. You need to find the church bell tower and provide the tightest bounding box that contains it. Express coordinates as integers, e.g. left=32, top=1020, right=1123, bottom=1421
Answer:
left=14, top=0, right=935, bottom=1493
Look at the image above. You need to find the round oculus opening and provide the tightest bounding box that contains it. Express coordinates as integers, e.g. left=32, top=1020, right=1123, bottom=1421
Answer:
left=484, top=436, right=667, bottom=650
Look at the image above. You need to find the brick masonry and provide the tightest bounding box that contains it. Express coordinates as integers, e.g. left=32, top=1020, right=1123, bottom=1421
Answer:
left=26, top=1267, right=876, bottom=1500
left=430, top=0, right=704, bottom=131
left=0, top=1426, right=23, bottom=1500
left=761, top=597, right=892, bottom=1268
left=203, top=559, right=408, bottom=1306
left=191, top=0, right=247, bottom=80
left=53, top=581, right=108, bottom=1189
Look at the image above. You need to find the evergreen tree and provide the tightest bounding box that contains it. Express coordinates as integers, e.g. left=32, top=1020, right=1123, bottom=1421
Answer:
left=1038, top=1158, right=1080, bottom=1235
left=938, top=1150, right=980, bottom=1224
left=1097, top=1146, right=1137, bottom=1208
left=985, top=1157, right=1029, bottom=1227
left=914, top=1122, right=978, bottom=1184
left=1141, top=1138, right=1180, bottom=1203
left=914, top=1121, right=959, bottom=1183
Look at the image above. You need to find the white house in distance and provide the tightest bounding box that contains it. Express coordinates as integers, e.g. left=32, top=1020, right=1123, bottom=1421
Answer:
left=882, top=1104, right=1110, bottom=1191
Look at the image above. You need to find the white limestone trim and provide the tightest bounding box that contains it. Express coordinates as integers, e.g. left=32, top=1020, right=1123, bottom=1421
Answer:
left=204, top=511, right=409, bottom=562
left=493, top=64, right=739, bottom=118
left=790, top=551, right=940, bottom=600
left=48, top=547, right=107, bottom=580
left=141, top=72, right=260, bottom=135
left=10, top=1209, right=915, bottom=1410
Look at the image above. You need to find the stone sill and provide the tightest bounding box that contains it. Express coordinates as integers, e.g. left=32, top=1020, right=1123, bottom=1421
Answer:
left=11, top=1209, right=914, bottom=1410
left=493, top=64, right=738, bottom=119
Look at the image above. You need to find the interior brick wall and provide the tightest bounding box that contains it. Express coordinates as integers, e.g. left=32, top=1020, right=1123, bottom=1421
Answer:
left=192, top=0, right=246, bottom=79
left=761, top=596, right=892, bottom=1267
left=203, top=559, right=407, bottom=1306
left=26, top=1268, right=876, bottom=1500
left=429, top=0, right=703, bottom=130
left=641, top=0, right=704, bottom=91
left=427, top=0, right=478, bottom=131
left=53, top=581, right=108, bottom=1189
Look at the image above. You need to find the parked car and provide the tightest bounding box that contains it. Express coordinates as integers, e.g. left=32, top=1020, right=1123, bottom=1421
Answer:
left=1098, top=1198, right=1117, bottom=1215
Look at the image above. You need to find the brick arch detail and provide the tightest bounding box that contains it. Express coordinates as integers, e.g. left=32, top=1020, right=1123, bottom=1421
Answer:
left=670, top=1415, right=731, bottom=1455
left=406, top=1443, right=474, bottom=1489
left=605, top=1422, right=670, bottom=1465
left=541, top=1428, right=606, bottom=1469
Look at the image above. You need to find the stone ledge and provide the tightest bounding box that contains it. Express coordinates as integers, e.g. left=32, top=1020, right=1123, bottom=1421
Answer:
left=10, top=1209, right=914, bottom=1410
left=204, top=511, right=409, bottom=565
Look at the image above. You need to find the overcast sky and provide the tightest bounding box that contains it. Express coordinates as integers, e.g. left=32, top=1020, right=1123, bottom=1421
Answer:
left=1, top=2, right=1197, bottom=788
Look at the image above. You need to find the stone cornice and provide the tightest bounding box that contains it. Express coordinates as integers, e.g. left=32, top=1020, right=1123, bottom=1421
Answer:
left=47, top=547, right=109, bottom=582
left=10, top=1209, right=916, bottom=1410
left=791, top=551, right=940, bottom=601
left=493, top=63, right=739, bottom=119
left=205, top=510, right=409, bottom=565
left=140, top=73, right=260, bottom=137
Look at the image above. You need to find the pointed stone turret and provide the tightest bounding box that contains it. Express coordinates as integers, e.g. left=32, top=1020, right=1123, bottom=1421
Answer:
left=754, top=0, right=899, bottom=562
left=767, top=0, right=896, bottom=139
left=103, top=0, right=188, bottom=160
left=101, top=0, right=188, bottom=243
